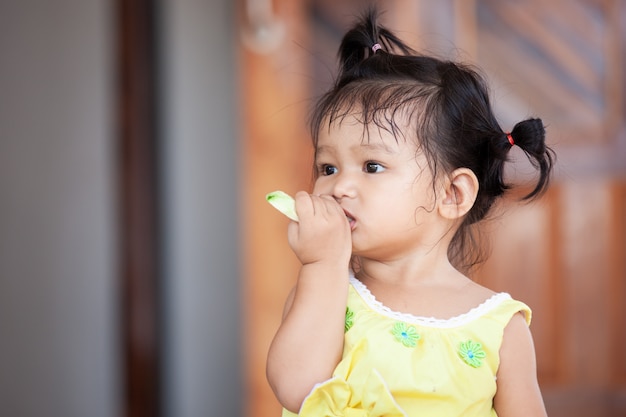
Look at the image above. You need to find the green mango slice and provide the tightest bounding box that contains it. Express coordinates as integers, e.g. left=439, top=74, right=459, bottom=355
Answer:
left=266, top=190, right=299, bottom=221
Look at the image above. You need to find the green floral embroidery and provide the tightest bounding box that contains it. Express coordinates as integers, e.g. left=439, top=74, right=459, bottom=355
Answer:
left=459, top=340, right=486, bottom=368
left=344, top=307, right=354, bottom=332
left=391, top=322, right=420, bottom=347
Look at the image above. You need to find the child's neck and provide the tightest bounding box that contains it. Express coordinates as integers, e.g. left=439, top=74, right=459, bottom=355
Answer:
left=354, top=246, right=460, bottom=287
left=352, top=256, right=495, bottom=319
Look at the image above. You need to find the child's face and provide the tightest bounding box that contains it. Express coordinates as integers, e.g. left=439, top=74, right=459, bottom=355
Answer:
left=312, top=114, right=445, bottom=260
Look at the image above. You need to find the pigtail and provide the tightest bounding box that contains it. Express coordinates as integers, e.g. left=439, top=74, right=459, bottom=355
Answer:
left=508, top=118, right=555, bottom=200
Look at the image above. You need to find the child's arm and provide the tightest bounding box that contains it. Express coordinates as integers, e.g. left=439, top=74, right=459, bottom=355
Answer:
left=493, top=313, right=548, bottom=417
left=266, top=192, right=352, bottom=413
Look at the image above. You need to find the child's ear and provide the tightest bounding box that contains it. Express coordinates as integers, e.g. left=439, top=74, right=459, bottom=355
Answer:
left=438, top=168, right=479, bottom=220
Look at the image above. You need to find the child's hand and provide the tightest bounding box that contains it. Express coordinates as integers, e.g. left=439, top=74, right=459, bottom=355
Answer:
left=287, top=191, right=352, bottom=267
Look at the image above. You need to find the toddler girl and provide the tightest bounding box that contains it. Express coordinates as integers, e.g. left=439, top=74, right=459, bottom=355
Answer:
left=267, top=8, right=554, bottom=417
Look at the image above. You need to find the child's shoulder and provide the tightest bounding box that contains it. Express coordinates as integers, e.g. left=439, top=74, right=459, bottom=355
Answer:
left=462, top=279, right=498, bottom=306
left=455, top=278, right=531, bottom=322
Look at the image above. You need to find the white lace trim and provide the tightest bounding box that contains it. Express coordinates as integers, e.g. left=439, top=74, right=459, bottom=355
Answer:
left=350, top=275, right=512, bottom=329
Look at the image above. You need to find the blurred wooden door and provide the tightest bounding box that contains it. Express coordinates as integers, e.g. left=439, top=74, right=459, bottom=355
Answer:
left=241, top=1, right=626, bottom=416
left=464, top=1, right=626, bottom=415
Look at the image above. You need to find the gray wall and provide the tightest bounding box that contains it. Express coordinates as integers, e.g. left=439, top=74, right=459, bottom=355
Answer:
left=0, top=1, right=119, bottom=416
left=0, top=0, right=242, bottom=416
left=159, top=0, right=242, bottom=416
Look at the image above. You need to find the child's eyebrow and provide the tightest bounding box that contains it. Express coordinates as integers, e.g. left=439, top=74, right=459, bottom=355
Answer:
left=315, top=145, right=334, bottom=156
left=315, top=142, right=398, bottom=156
left=357, top=142, right=397, bottom=154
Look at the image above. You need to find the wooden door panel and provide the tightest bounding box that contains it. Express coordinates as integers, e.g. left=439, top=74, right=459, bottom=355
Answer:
left=476, top=190, right=562, bottom=383
left=560, top=181, right=614, bottom=384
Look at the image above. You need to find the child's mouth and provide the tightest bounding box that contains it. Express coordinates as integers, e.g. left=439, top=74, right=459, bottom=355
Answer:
left=344, top=210, right=356, bottom=230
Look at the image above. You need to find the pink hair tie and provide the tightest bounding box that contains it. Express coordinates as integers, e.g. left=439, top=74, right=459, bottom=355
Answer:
left=506, top=132, right=515, bottom=146
left=372, top=43, right=382, bottom=53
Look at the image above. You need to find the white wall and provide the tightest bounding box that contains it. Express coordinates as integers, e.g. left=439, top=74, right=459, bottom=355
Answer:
left=0, top=1, right=119, bottom=416
left=158, top=0, right=243, bottom=416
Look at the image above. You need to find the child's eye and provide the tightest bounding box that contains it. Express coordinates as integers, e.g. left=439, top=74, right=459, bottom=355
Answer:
left=364, top=162, right=385, bottom=173
left=319, top=164, right=338, bottom=176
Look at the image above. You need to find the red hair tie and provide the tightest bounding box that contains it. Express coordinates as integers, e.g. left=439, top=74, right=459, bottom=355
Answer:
left=506, top=133, right=515, bottom=146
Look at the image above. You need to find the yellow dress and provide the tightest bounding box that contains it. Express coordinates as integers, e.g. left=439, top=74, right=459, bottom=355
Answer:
left=282, top=274, right=531, bottom=417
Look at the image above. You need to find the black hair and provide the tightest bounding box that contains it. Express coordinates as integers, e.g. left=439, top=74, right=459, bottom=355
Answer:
left=309, top=8, right=555, bottom=272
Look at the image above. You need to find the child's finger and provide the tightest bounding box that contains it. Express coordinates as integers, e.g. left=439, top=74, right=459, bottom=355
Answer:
left=317, top=194, right=346, bottom=220
left=293, top=191, right=314, bottom=218
left=309, top=194, right=335, bottom=220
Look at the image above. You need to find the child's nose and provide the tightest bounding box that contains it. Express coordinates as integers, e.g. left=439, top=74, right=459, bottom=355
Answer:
left=331, top=172, right=356, bottom=199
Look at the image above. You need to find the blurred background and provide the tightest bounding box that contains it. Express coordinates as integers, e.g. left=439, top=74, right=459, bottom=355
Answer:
left=0, top=0, right=624, bottom=417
